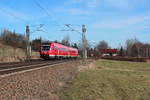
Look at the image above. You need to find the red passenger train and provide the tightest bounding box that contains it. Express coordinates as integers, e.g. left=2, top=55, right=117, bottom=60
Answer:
left=40, top=42, right=78, bottom=59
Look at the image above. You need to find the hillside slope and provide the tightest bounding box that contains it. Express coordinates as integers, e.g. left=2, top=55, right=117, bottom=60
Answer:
left=0, top=43, right=39, bottom=62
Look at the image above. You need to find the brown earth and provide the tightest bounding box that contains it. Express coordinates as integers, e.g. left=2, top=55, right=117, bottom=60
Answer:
left=0, top=60, right=84, bottom=100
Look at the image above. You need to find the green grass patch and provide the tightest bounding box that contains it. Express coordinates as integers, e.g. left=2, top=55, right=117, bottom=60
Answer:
left=63, top=60, right=150, bottom=100
left=96, top=59, right=150, bottom=71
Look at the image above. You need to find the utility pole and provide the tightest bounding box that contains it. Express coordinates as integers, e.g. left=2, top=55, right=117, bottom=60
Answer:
left=40, top=36, right=42, bottom=43
left=26, top=25, right=31, bottom=61
left=61, top=24, right=88, bottom=59
left=82, top=24, right=87, bottom=59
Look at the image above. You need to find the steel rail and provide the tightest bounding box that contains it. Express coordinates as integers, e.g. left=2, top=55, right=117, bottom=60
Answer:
left=0, top=60, right=71, bottom=75
left=0, top=60, right=51, bottom=70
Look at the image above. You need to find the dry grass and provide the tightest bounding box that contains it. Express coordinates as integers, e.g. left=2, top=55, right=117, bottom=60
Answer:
left=0, top=43, right=40, bottom=62
left=63, top=59, right=150, bottom=100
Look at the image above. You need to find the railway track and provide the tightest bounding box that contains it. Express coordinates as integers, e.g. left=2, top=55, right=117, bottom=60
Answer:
left=0, top=59, right=42, bottom=66
left=0, top=59, right=72, bottom=75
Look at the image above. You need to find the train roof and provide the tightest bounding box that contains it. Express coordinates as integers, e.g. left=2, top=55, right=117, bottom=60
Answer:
left=41, top=41, right=78, bottom=51
left=51, top=42, right=78, bottom=51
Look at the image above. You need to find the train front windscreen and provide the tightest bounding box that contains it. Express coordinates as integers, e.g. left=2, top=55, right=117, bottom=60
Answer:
left=41, top=45, right=50, bottom=51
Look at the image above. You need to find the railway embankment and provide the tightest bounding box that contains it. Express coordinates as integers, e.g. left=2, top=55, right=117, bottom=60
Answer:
left=0, top=60, right=89, bottom=100
left=0, top=43, right=40, bottom=62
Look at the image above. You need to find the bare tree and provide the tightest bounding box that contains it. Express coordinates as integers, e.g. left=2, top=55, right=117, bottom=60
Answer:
left=31, top=38, right=41, bottom=51
left=61, top=36, right=70, bottom=46
left=71, top=43, right=78, bottom=49
left=125, top=39, right=144, bottom=57
left=0, top=29, right=27, bottom=58
left=119, top=46, right=125, bottom=56
left=124, top=38, right=150, bottom=57
left=0, top=29, right=26, bottom=49
left=125, top=39, right=137, bottom=56
left=97, top=40, right=108, bottom=50
left=77, top=39, right=91, bottom=57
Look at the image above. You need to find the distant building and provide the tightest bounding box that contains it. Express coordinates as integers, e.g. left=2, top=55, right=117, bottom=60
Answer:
left=100, top=49, right=118, bottom=57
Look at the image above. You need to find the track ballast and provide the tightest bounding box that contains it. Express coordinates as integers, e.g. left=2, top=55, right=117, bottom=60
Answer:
left=0, top=59, right=73, bottom=75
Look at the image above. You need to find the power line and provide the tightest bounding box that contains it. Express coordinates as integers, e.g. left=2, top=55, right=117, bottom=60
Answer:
left=30, top=24, right=45, bottom=33
left=0, top=7, right=27, bottom=23
left=65, top=24, right=82, bottom=35
left=42, top=3, right=65, bottom=26
left=33, top=0, right=82, bottom=36
left=33, top=0, right=86, bottom=48
left=33, top=0, right=62, bottom=27
left=36, top=0, right=65, bottom=26
left=60, top=24, right=88, bottom=59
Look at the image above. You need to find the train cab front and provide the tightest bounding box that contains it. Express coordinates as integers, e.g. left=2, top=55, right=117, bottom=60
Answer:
left=40, top=44, right=50, bottom=60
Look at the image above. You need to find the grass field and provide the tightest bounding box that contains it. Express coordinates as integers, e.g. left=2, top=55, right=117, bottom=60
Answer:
left=63, top=59, right=150, bottom=100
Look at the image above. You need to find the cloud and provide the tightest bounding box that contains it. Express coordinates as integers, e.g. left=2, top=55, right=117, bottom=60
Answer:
left=0, top=6, right=49, bottom=24
left=65, top=0, right=101, bottom=8
left=105, top=0, right=148, bottom=10
left=106, top=0, right=130, bottom=8
left=65, top=0, right=84, bottom=5
left=65, top=0, right=148, bottom=9
left=53, top=7, right=90, bottom=15
left=87, top=0, right=101, bottom=8
left=0, top=7, right=28, bottom=23
left=93, top=15, right=150, bottom=30
left=68, top=8, right=90, bottom=15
